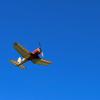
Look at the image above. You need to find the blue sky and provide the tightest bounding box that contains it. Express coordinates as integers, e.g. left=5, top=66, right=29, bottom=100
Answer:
left=0, top=0, right=100, bottom=100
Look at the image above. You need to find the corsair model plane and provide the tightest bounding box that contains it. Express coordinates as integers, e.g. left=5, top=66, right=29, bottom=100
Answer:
left=10, top=42, right=52, bottom=69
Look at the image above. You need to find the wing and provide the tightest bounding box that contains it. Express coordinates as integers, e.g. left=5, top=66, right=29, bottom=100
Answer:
left=31, top=58, right=52, bottom=66
left=13, top=42, right=30, bottom=58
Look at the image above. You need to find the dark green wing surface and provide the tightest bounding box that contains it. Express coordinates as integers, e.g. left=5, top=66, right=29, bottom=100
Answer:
left=31, top=58, right=52, bottom=66
left=14, top=42, right=30, bottom=58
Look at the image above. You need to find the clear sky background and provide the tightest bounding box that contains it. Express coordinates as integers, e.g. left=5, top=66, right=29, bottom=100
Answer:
left=0, top=0, right=100, bottom=100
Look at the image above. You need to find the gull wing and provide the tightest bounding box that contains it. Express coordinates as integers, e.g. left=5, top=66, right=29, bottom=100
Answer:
left=31, top=58, right=52, bottom=66
left=14, top=42, right=30, bottom=58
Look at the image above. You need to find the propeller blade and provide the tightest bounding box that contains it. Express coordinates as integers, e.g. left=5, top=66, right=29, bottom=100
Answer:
left=38, top=42, right=44, bottom=57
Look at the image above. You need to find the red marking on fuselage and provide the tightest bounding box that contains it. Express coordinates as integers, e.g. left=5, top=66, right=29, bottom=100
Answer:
left=29, top=48, right=41, bottom=60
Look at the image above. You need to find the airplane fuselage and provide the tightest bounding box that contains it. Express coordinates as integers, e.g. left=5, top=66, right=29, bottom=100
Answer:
left=29, top=53, right=40, bottom=60
left=18, top=49, right=41, bottom=66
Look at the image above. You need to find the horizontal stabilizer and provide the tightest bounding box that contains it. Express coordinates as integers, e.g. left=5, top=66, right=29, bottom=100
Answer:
left=10, top=59, right=26, bottom=69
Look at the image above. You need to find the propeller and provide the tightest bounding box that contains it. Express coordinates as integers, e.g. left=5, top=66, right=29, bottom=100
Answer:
left=38, top=42, right=44, bottom=57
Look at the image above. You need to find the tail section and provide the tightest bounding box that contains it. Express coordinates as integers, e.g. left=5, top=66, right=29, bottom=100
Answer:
left=10, top=59, right=26, bottom=69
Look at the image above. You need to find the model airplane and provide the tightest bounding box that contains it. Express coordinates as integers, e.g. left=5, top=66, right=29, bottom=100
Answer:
left=10, top=42, right=52, bottom=69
